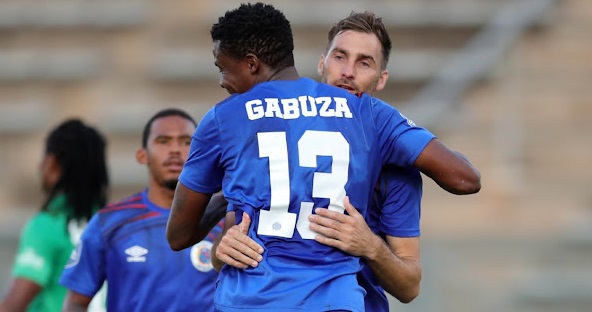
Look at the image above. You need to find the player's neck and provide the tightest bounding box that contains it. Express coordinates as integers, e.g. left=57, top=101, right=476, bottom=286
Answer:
left=267, top=66, right=299, bottom=82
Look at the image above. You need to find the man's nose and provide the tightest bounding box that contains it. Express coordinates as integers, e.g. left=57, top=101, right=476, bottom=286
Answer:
left=341, top=62, right=355, bottom=78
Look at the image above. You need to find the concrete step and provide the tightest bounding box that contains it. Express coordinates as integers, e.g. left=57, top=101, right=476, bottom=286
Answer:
left=150, top=48, right=454, bottom=83
left=509, top=269, right=592, bottom=312
left=0, top=49, right=104, bottom=82
left=205, top=0, right=510, bottom=28
left=0, top=1, right=149, bottom=29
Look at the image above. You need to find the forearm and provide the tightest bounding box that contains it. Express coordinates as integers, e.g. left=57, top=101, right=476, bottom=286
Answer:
left=167, top=183, right=212, bottom=251
left=415, top=139, right=481, bottom=195
left=196, top=192, right=228, bottom=242
left=0, top=278, right=41, bottom=312
left=167, top=219, right=201, bottom=250
left=450, top=151, right=481, bottom=193
left=365, top=236, right=422, bottom=303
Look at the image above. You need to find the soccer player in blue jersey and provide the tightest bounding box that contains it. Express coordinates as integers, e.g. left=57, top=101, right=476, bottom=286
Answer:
left=313, top=12, right=434, bottom=310
left=208, top=10, right=481, bottom=312
left=166, top=3, right=478, bottom=312
left=59, top=109, right=225, bottom=312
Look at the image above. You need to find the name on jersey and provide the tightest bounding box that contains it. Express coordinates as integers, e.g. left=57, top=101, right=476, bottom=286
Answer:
left=245, top=96, right=353, bottom=120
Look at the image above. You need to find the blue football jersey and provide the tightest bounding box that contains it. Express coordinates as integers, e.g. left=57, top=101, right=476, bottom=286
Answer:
left=59, top=190, right=222, bottom=312
left=361, top=165, right=423, bottom=312
left=180, top=77, right=434, bottom=312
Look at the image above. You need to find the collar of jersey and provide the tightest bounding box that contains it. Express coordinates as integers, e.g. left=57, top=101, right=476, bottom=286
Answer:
left=141, top=189, right=170, bottom=215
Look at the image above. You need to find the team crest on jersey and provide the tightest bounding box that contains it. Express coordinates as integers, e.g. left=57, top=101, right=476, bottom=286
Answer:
left=190, top=241, right=214, bottom=272
left=65, top=243, right=82, bottom=268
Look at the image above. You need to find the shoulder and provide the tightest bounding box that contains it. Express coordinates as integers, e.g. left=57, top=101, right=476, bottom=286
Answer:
left=17, top=211, right=67, bottom=251
left=22, top=210, right=65, bottom=234
left=376, top=166, right=422, bottom=203
left=364, top=94, right=398, bottom=113
left=208, top=93, right=241, bottom=115
left=101, top=192, right=144, bottom=211
left=97, top=192, right=147, bottom=220
left=380, top=165, right=422, bottom=185
left=87, top=192, right=149, bottom=236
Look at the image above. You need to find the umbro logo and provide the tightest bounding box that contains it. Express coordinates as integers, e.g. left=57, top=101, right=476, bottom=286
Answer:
left=125, top=245, right=148, bottom=262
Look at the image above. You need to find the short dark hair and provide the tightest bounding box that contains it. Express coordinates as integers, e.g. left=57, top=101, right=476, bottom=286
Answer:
left=211, top=2, right=295, bottom=69
left=142, top=108, right=196, bottom=148
left=327, top=11, right=392, bottom=70
left=43, top=119, right=109, bottom=222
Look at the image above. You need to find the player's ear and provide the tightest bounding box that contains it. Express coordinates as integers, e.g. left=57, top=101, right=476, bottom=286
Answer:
left=245, top=53, right=259, bottom=74
left=317, top=55, right=326, bottom=77
left=375, top=69, right=389, bottom=91
left=136, top=148, right=148, bottom=165
left=41, top=153, right=62, bottom=188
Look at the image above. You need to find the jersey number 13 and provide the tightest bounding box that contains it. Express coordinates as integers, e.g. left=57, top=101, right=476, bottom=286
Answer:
left=257, top=130, right=349, bottom=240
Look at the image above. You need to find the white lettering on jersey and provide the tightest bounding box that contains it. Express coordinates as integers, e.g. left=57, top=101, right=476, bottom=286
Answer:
left=316, top=97, right=334, bottom=117
left=264, top=98, right=283, bottom=118
left=299, top=96, right=317, bottom=117
left=281, top=98, right=300, bottom=119
left=245, top=96, right=353, bottom=120
left=334, top=97, right=353, bottom=118
left=246, top=99, right=264, bottom=119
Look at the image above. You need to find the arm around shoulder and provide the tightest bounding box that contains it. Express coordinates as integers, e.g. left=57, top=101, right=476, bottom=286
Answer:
left=414, top=139, right=481, bottom=195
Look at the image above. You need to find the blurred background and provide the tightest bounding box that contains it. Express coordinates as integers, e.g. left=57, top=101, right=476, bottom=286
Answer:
left=0, top=0, right=591, bottom=311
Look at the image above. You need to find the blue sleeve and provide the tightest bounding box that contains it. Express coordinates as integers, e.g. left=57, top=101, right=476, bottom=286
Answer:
left=59, top=214, right=106, bottom=296
left=375, top=166, right=422, bottom=237
left=370, top=97, right=435, bottom=167
left=179, top=107, right=224, bottom=194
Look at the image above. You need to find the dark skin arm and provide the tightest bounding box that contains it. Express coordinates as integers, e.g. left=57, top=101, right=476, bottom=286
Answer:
left=195, top=192, right=229, bottom=242
left=0, top=278, right=41, bottom=312
left=166, top=182, right=212, bottom=251
left=414, top=139, right=481, bottom=195
left=62, top=291, right=92, bottom=312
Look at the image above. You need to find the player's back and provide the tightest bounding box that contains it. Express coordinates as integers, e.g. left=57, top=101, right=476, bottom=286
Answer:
left=215, top=77, right=382, bottom=258
left=188, top=77, right=434, bottom=312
